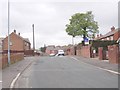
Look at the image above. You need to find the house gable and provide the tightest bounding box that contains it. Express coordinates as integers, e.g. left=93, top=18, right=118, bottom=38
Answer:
left=3, top=32, right=24, bottom=51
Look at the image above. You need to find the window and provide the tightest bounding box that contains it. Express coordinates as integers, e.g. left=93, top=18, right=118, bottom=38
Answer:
left=10, top=42, right=12, bottom=46
left=107, top=37, right=109, bottom=40
left=111, top=36, right=113, bottom=40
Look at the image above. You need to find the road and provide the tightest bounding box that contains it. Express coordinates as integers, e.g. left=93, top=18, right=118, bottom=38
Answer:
left=14, top=56, right=118, bottom=88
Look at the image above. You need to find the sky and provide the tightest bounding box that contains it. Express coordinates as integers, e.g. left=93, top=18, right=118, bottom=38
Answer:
left=0, top=0, right=119, bottom=49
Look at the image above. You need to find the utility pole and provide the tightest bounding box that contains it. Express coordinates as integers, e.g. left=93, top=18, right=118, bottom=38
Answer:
left=32, top=24, right=35, bottom=52
left=8, top=0, right=10, bottom=65
left=72, top=36, right=74, bottom=45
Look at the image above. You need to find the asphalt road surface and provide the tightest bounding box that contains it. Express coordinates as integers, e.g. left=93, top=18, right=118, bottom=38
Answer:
left=14, top=56, right=118, bottom=88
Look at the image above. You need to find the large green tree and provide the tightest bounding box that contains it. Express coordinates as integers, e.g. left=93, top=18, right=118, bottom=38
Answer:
left=65, top=11, right=99, bottom=44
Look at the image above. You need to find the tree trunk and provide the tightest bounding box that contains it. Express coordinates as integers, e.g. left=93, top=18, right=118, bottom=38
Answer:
left=82, top=27, right=87, bottom=46
left=72, top=36, right=74, bottom=45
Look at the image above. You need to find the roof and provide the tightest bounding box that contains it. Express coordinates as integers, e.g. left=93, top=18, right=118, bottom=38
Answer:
left=99, top=28, right=120, bottom=39
left=13, top=32, right=30, bottom=43
left=24, top=38, right=30, bottom=43
left=0, top=38, right=4, bottom=41
left=4, top=32, right=30, bottom=43
left=46, top=46, right=55, bottom=50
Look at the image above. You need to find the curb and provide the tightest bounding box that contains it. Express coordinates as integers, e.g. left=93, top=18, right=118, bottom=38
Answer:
left=10, top=60, right=34, bottom=88
left=71, top=57, right=120, bottom=75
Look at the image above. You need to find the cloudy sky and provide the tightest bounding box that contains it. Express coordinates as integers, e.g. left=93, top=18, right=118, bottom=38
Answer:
left=0, top=0, right=119, bottom=49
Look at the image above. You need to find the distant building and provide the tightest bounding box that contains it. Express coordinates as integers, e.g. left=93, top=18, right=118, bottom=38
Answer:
left=45, top=45, right=68, bottom=55
left=3, top=30, right=31, bottom=51
left=95, top=26, right=120, bottom=41
left=45, top=45, right=55, bottom=55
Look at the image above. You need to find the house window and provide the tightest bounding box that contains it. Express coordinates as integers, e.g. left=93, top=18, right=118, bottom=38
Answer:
left=107, top=37, right=109, bottom=40
left=111, top=36, right=113, bottom=40
left=10, top=42, right=12, bottom=46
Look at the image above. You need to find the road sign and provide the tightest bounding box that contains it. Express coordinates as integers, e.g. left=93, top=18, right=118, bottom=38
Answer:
left=84, top=37, right=89, bottom=44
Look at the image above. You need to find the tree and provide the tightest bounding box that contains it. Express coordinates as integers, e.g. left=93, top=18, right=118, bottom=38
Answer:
left=65, top=11, right=99, bottom=44
left=40, top=46, right=46, bottom=53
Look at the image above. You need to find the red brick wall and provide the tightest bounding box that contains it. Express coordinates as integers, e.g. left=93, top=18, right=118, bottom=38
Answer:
left=24, top=50, right=34, bottom=56
left=108, top=45, right=119, bottom=64
left=76, top=50, right=81, bottom=56
left=67, top=46, right=75, bottom=55
left=98, top=47, right=109, bottom=60
left=81, top=45, right=91, bottom=58
left=98, top=47, right=104, bottom=60
left=1, top=53, right=24, bottom=69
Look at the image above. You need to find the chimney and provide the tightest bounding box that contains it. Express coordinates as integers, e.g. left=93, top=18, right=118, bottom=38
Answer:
left=111, top=26, right=115, bottom=31
left=97, top=34, right=99, bottom=38
left=18, top=33, right=20, bottom=36
left=14, top=30, right=16, bottom=33
left=100, top=34, right=102, bottom=37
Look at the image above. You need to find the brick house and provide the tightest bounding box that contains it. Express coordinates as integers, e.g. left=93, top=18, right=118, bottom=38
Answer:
left=96, top=26, right=120, bottom=41
left=45, top=45, right=68, bottom=55
left=3, top=30, right=31, bottom=51
left=45, top=45, right=55, bottom=55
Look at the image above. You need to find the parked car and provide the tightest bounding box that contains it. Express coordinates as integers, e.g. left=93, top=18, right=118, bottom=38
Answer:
left=56, top=50, right=65, bottom=56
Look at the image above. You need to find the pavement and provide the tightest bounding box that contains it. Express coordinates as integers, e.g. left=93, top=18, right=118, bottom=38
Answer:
left=1, top=55, right=119, bottom=88
left=73, top=56, right=119, bottom=72
left=2, top=56, right=38, bottom=88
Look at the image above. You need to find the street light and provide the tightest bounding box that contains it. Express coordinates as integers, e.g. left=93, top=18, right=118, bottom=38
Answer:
left=8, top=0, right=11, bottom=65
left=32, top=24, right=35, bottom=51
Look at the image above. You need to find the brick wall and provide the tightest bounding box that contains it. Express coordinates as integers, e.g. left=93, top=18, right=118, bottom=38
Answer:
left=98, top=47, right=108, bottom=60
left=0, top=52, right=24, bottom=69
left=72, top=45, right=92, bottom=58
left=67, top=46, right=75, bottom=55
left=80, top=45, right=92, bottom=58
left=108, top=44, right=119, bottom=64
left=24, top=50, right=34, bottom=56
left=76, top=50, right=81, bottom=56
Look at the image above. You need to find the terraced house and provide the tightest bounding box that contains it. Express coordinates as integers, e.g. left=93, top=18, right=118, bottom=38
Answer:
left=97, top=26, right=120, bottom=41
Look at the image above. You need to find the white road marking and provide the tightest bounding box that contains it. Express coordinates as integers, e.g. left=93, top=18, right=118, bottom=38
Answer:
left=97, top=67, right=120, bottom=75
left=9, top=60, right=35, bottom=88
left=71, top=57, right=120, bottom=75
left=71, top=57, right=79, bottom=61
left=0, top=81, right=2, bottom=83
left=10, top=73, right=21, bottom=88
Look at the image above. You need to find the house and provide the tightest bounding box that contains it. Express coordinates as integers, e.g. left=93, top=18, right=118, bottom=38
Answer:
left=3, top=30, right=31, bottom=51
left=45, top=45, right=55, bottom=55
left=45, top=45, right=67, bottom=55
left=96, top=26, right=120, bottom=41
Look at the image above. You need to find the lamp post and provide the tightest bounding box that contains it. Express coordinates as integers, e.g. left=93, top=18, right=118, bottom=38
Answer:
left=8, top=0, right=10, bottom=65
left=32, top=24, right=35, bottom=53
